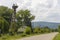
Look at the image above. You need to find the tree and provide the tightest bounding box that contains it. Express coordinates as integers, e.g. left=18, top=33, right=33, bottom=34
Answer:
left=0, top=6, right=13, bottom=24
left=17, top=9, right=35, bottom=33
left=0, top=6, right=35, bottom=34
left=0, top=17, right=9, bottom=34
left=0, top=6, right=13, bottom=34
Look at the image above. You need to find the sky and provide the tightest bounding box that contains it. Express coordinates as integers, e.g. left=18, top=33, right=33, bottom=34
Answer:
left=0, top=0, right=60, bottom=22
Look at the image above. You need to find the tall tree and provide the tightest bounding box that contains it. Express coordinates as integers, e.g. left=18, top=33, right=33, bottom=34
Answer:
left=0, top=6, right=13, bottom=34
left=17, top=9, right=35, bottom=32
left=0, top=6, right=13, bottom=24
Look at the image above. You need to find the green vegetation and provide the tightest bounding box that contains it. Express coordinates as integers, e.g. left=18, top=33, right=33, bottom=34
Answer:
left=53, top=33, right=60, bottom=40
left=53, top=25, right=60, bottom=40
left=33, top=26, right=53, bottom=34
left=58, top=25, right=60, bottom=33
left=24, top=27, right=31, bottom=34
left=0, top=6, right=35, bottom=40
left=0, top=6, right=35, bottom=34
left=33, top=27, right=41, bottom=33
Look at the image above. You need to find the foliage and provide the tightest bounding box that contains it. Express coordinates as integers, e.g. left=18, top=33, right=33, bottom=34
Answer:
left=58, top=25, right=60, bottom=33
left=43, top=26, right=50, bottom=33
left=33, top=26, right=51, bottom=34
left=17, top=9, right=35, bottom=32
left=17, top=9, right=35, bottom=26
left=0, top=6, right=13, bottom=34
left=33, top=27, right=41, bottom=33
left=0, top=6, right=13, bottom=24
left=0, top=17, right=9, bottom=34
left=9, top=22, right=18, bottom=35
left=20, top=33, right=27, bottom=37
left=0, top=6, right=35, bottom=35
left=24, top=27, right=31, bottom=34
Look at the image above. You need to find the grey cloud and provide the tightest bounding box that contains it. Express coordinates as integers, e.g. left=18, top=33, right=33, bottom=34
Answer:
left=31, top=0, right=54, bottom=15
left=45, top=11, right=60, bottom=22
left=21, top=0, right=32, bottom=9
left=35, top=0, right=53, bottom=8
left=56, top=0, right=60, bottom=9
left=16, top=0, right=24, bottom=4
left=48, top=13, right=60, bottom=18
left=46, top=0, right=54, bottom=8
left=57, top=0, right=60, bottom=5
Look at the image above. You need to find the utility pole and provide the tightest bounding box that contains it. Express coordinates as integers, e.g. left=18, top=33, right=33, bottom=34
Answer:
left=12, top=4, right=18, bottom=22
left=9, top=4, right=18, bottom=35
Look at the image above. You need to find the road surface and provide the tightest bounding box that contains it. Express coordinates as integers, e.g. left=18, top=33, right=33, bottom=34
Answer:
left=17, top=32, right=58, bottom=40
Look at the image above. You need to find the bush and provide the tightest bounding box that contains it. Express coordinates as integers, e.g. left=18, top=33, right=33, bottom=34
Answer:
left=33, top=27, right=41, bottom=34
left=21, top=33, right=26, bottom=37
left=58, top=25, right=60, bottom=33
left=24, top=27, right=31, bottom=34
left=40, top=28, right=45, bottom=33
left=42, top=26, right=51, bottom=33
left=44, top=28, right=50, bottom=33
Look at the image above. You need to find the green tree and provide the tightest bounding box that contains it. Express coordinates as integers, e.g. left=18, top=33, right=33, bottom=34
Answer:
left=0, top=17, right=9, bottom=34
left=0, top=6, right=13, bottom=24
left=0, top=6, right=13, bottom=34
left=17, top=9, right=35, bottom=33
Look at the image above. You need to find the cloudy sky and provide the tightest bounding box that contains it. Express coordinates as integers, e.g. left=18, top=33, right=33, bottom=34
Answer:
left=0, top=0, right=60, bottom=22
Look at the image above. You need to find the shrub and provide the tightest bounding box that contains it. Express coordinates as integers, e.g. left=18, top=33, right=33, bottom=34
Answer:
left=21, top=33, right=26, bottom=37
left=24, top=27, right=31, bottom=34
left=58, top=25, right=60, bottom=33
left=40, top=28, right=45, bottom=33
left=33, top=27, right=41, bottom=33
left=43, top=26, right=50, bottom=33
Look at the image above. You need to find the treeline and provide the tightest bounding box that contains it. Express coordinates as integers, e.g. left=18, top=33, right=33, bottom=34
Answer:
left=16, top=26, right=58, bottom=37
left=33, top=26, right=58, bottom=34
left=0, top=6, right=35, bottom=35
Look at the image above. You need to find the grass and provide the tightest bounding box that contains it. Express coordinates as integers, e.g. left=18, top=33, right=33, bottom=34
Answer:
left=0, top=33, right=24, bottom=40
left=0, top=33, right=41, bottom=40
left=0, top=34, right=20, bottom=40
left=0, top=32, right=50, bottom=40
left=53, top=33, right=60, bottom=40
left=0, top=33, right=45, bottom=40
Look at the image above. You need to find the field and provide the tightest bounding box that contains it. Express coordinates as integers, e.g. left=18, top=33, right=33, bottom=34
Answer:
left=53, top=33, right=60, bottom=40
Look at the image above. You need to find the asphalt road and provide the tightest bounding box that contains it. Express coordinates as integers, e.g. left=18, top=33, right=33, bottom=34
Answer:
left=17, top=32, right=58, bottom=40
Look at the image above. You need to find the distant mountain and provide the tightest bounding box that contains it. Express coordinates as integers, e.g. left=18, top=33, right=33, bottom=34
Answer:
left=31, top=21, right=60, bottom=29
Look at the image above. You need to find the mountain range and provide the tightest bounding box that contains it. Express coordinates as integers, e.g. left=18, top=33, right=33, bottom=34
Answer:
left=31, top=21, right=60, bottom=29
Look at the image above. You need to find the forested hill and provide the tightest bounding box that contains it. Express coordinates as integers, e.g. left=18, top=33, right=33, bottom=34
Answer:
left=31, top=21, right=60, bottom=29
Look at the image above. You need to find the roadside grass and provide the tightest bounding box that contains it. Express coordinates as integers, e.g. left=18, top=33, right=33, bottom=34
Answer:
left=0, top=33, right=41, bottom=40
left=53, top=33, right=60, bottom=40
left=0, top=32, right=51, bottom=40
left=0, top=34, right=21, bottom=40
left=0, top=33, right=27, bottom=40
